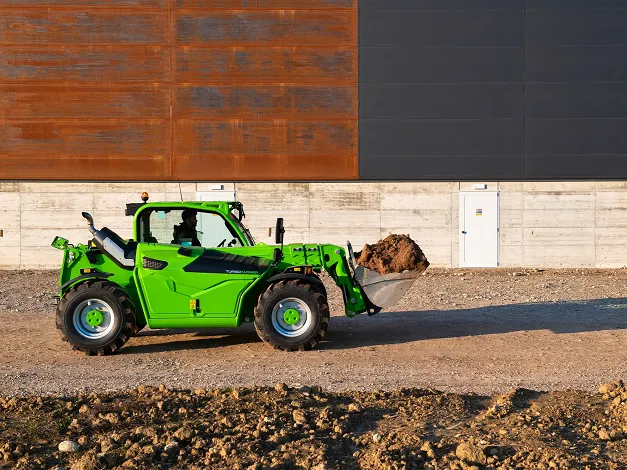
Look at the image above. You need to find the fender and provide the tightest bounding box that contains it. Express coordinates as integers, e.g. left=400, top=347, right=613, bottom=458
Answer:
left=266, top=273, right=327, bottom=296
left=60, top=272, right=113, bottom=292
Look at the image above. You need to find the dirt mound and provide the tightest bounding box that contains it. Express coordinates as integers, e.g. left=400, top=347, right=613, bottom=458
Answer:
left=356, top=234, right=429, bottom=275
left=1, top=383, right=627, bottom=470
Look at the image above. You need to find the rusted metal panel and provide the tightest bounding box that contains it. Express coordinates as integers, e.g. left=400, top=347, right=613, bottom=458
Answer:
left=174, top=47, right=357, bottom=84
left=0, top=84, right=169, bottom=119
left=174, top=120, right=356, bottom=156
left=174, top=85, right=356, bottom=119
left=175, top=0, right=355, bottom=9
left=0, top=0, right=165, bottom=7
left=0, top=0, right=358, bottom=181
left=0, top=121, right=169, bottom=155
left=173, top=154, right=358, bottom=180
left=0, top=12, right=167, bottom=45
left=0, top=156, right=168, bottom=180
left=0, top=46, right=169, bottom=82
left=175, top=11, right=357, bottom=45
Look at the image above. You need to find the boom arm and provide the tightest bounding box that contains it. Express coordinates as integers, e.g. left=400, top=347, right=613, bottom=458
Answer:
left=318, top=245, right=374, bottom=317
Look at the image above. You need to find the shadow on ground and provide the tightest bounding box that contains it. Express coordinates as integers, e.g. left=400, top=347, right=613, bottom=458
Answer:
left=121, top=297, right=627, bottom=354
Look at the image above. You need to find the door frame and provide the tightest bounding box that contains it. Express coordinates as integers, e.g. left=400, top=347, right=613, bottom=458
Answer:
left=459, top=191, right=500, bottom=268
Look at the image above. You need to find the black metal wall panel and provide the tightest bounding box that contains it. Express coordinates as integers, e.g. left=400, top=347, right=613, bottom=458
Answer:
left=360, top=0, right=523, bottom=10
left=359, top=10, right=523, bottom=47
left=523, top=0, right=627, bottom=179
left=360, top=0, right=627, bottom=180
left=361, top=155, right=523, bottom=180
left=360, top=84, right=523, bottom=120
left=360, top=47, right=523, bottom=84
left=361, top=120, right=522, bottom=157
left=526, top=83, right=627, bottom=119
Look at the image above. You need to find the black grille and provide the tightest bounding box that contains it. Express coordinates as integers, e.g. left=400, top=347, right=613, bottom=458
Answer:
left=143, top=257, right=168, bottom=270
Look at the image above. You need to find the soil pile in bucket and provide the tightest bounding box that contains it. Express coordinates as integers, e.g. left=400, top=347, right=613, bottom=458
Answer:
left=355, top=234, right=429, bottom=275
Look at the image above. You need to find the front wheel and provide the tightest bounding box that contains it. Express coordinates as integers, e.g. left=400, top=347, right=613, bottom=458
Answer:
left=254, top=280, right=330, bottom=351
left=56, top=281, right=136, bottom=355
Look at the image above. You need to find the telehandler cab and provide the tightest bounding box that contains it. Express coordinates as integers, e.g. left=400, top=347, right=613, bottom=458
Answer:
left=52, top=195, right=421, bottom=354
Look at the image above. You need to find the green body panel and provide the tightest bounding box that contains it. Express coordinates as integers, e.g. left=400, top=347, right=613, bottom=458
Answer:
left=54, top=200, right=371, bottom=330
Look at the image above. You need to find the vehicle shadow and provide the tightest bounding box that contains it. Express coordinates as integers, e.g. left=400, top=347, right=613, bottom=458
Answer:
left=120, top=297, right=627, bottom=353
left=318, top=297, right=627, bottom=350
left=121, top=326, right=260, bottom=354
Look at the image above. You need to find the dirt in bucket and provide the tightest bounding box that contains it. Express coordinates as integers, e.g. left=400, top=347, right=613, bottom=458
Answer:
left=355, top=234, right=429, bottom=275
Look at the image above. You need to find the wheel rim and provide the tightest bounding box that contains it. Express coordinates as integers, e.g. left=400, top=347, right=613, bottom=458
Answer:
left=72, top=299, right=116, bottom=340
left=271, top=297, right=312, bottom=338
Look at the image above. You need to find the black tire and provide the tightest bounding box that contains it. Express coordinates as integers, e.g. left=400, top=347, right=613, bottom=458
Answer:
left=56, top=281, right=136, bottom=356
left=254, top=280, right=330, bottom=351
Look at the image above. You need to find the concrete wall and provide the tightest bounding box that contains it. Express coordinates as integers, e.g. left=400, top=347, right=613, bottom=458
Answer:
left=1, top=181, right=627, bottom=269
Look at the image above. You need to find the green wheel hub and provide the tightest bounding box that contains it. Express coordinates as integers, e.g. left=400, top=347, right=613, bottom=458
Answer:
left=85, top=309, right=104, bottom=327
left=283, top=308, right=300, bottom=325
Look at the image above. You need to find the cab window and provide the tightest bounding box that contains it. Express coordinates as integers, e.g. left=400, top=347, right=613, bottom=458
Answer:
left=138, top=209, right=243, bottom=248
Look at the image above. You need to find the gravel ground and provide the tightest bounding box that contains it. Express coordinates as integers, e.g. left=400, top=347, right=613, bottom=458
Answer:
left=1, top=268, right=627, bottom=395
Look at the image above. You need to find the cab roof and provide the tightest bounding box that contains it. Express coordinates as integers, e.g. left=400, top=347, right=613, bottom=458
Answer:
left=125, top=200, right=242, bottom=218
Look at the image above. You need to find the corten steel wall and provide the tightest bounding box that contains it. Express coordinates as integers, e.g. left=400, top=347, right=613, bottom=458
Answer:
left=359, top=0, right=627, bottom=181
left=0, top=0, right=358, bottom=181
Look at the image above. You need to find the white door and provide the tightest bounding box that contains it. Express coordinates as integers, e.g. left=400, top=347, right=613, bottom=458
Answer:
left=459, top=192, right=499, bottom=267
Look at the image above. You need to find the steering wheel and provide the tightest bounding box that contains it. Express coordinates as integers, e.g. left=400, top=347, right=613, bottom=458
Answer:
left=217, top=238, right=227, bottom=247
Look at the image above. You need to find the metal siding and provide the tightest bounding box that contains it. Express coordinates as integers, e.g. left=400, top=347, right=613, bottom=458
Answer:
left=359, top=10, right=523, bottom=47
left=0, top=84, right=170, bottom=119
left=0, top=0, right=165, bottom=6
left=174, top=85, right=355, bottom=119
left=523, top=1, right=627, bottom=179
left=174, top=121, right=356, bottom=156
left=360, top=83, right=523, bottom=120
left=360, top=0, right=627, bottom=181
left=175, top=0, right=356, bottom=8
left=174, top=11, right=356, bottom=45
left=0, top=121, right=169, bottom=155
left=525, top=83, right=627, bottom=119
left=359, top=47, right=524, bottom=84
left=0, top=12, right=168, bottom=44
left=359, top=0, right=524, bottom=9
left=526, top=9, right=627, bottom=46
left=0, top=156, right=168, bottom=180
left=171, top=1, right=358, bottom=180
left=173, top=154, right=356, bottom=180
left=173, top=47, right=356, bottom=83
left=0, top=46, right=169, bottom=83
left=360, top=155, right=522, bottom=180
left=0, top=0, right=357, bottom=180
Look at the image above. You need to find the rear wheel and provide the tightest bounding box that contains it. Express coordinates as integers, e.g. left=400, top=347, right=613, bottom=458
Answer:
left=254, top=280, right=329, bottom=351
left=56, top=281, right=135, bottom=355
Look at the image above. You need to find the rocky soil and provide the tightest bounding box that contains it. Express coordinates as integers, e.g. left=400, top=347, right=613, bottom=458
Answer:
left=2, top=381, right=627, bottom=469
left=355, top=234, right=429, bottom=275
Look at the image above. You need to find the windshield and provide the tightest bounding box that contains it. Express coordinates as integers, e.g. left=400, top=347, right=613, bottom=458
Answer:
left=228, top=212, right=255, bottom=246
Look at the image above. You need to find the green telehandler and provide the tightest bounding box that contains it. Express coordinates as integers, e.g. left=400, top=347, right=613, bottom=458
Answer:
left=52, top=195, right=421, bottom=354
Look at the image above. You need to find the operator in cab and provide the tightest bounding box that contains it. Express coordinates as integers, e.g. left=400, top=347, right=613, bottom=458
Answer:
left=172, top=209, right=201, bottom=247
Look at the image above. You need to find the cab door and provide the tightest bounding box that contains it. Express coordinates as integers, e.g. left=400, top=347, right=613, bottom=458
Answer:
left=133, top=209, right=268, bottom=327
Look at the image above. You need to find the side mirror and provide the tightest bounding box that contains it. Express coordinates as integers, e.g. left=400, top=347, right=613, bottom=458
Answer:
left=275, top=218, right=285, bottom=245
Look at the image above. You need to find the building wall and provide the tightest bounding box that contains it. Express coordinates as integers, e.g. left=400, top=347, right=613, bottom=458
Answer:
left=0, top=0, right=358, bottom=181
left=2, top=0, right=627, bottom=182
left=359, top=0, right=627, bottom=180
left=2, top=181, right=627, bottom=269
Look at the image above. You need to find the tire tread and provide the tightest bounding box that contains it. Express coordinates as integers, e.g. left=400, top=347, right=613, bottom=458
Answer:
left=254, top=279, right=330, bottom=351
left=56, top=280, right=135, bottom=356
